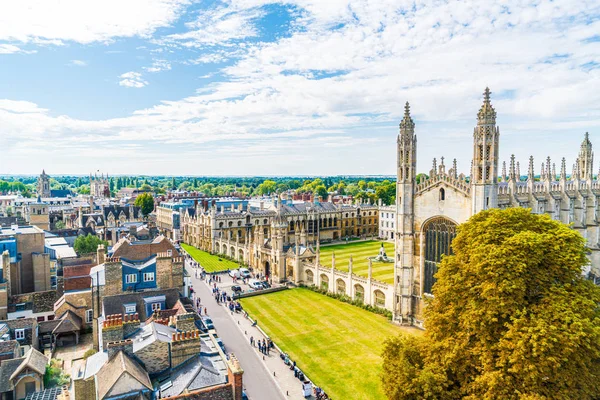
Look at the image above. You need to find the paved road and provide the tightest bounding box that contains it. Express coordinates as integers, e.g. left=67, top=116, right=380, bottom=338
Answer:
left=189, top=264, right=285, bottom=400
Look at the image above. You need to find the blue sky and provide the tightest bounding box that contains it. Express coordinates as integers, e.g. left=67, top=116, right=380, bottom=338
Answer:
left=0, top=0, right=599, bottom=176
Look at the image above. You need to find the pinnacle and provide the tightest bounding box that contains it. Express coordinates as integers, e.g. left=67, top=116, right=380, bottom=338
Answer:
left=483, top=87, right=491, bottom=102
left=404, top=101, right=410, bottom=117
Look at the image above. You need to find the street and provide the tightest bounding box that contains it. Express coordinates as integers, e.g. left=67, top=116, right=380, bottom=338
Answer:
left=189, top=262, right=286, bottom=400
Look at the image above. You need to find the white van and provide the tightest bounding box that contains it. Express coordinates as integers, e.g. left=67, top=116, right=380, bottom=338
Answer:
left=228, top=269, right=241, bottom=278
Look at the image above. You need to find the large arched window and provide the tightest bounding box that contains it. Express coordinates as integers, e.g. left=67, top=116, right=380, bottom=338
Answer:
left=306, top=270, right=314, bottom=283
left=374, top=290, right=385, bottom=306
left=336, top=279, right=346, bottom=294
left=423, top=217, right=457, bottom=295
left=320, top=274, right=329, bottom=290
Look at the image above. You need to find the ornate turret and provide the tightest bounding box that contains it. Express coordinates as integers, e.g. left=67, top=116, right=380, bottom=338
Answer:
left=397, top=102, right=417, bottom=183
left=477, top=87, right=497, bottom=125
left=578, top=132, right=594, bottom=181
left=509, top=155, right=516, bottom=181
left=528, top=156, right=535, bottom=182
left=472, top=87, right=500, bottom=213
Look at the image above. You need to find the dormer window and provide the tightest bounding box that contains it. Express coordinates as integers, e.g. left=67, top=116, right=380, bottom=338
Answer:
left=15, top=329, right=24, bottom=340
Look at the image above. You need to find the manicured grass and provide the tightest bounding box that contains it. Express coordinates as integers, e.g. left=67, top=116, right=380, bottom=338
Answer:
left=240, top=288, right=418, bottom=400
left=181, top=243, right=240, bottom=273
left=319, top=240, right=395, bottom=284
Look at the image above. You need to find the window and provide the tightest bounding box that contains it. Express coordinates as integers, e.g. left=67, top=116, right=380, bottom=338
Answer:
left=15, top=329, right=25, bottom=340
left=125, top=305, right=136, bottom=314
left=37, top=316, right=45, bottom=322
left=143, top=272, right=155, bottom=282
left=439, top=188, right=445, bottom=201
left=151, top=302, right=161, bottom=311
left=125, top=274, right=137, bottom=284
left=86, top=309, right=93, bottom=323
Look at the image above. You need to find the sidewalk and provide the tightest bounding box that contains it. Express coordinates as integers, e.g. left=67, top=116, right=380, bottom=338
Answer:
left=200, top=276, right=315, bottom=399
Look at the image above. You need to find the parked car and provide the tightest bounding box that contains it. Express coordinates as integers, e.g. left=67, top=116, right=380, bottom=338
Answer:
left=249, top=280, right=264, bottom=290
left=239, top=267, right=251, bottom=278
left=241, top=391, right=248, bottom=400
left=202, top=316, right=215, bottom=330
left=260, top=281, right=271, bottom=289
left=229, top=269, right=241, bottom=278
left=231, top=285, right=242, bottom=293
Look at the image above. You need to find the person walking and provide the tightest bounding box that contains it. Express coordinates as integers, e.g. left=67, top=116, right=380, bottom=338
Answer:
left=250, top=336, right=254, bottom=347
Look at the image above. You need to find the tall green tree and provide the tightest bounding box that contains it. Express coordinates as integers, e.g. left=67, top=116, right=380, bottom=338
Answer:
left=381, top=208, right=600, bottom=400
left=73, top=234, right=108, bottom=255
left=134, top=192, right=155, bottom=217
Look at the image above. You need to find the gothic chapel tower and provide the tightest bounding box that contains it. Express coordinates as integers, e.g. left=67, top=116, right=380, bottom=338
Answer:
left=395, top=102, right=416, bottom=323
left=471, top=88, right=500, bottom=214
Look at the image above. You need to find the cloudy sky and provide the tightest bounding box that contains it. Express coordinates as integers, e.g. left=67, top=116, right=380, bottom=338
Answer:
left=0, top=0, right=599, bottom=176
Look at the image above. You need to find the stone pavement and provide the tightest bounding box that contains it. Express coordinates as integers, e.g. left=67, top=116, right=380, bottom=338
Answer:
left=188, top=262, right=315, bottom=399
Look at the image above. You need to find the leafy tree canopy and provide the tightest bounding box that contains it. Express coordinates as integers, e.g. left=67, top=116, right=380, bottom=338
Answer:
left=134, top=192, right=154, bottom=216
left=382, top=208, right=600, bottom=400
left=73, top=234, right=108, bottom=255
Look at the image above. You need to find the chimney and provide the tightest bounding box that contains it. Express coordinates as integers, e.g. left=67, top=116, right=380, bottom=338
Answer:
left=227, top=354, right=244, bottom=400
left=175, top=312, right=196, bottom=332
left=122, top=313, right=140, bottom=337
left=170, top=330, right=202, bottom=368
left=107, top=339, right=134, bottom=359
left=97, top=244, right=106, bottom=264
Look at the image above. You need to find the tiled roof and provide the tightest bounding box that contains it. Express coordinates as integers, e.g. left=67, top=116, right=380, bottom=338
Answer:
left=5, top=318, right=36, bottom=330
left=102, top=288, right=181, bottom=321
left=0, top=340, right=18, bottom=355
left=111, top=236, right=179, bottom=261
left=97, top=351, right=152, bottom=399
left=10, top=348, right=48, bottom=380
left=0, top=358, right=22, bottom=392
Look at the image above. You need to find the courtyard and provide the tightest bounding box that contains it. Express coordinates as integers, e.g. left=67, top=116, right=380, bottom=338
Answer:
left=240, top=287, right=418, bottom=400
left=181, top=243, right=240, bottom=273
left=319, top=240, right=395, bottom=284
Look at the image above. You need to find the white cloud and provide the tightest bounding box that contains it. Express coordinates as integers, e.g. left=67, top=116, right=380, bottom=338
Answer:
left=119, top=72, right=148, bottom=88
left=2, top=0, right=600, bottom=175
left=0, top=0, right=189, bottom=45
left=67, top=59, right=87, bottom=67
left=144, top=59, right=171, bottom=73
left=0, top=43, right=35, bottom=54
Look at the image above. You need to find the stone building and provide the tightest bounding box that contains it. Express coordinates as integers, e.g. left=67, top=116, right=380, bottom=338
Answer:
left=36, top=171, right=51, bottom=199
left=90, top=173, right=110, bottom=198
left=394, top=88, right=600, bottom=327
left=0, top=226, right=52, bottom=299
left=378, top=203, right=396, bottom=240
left=0, top=347, right=49, bottom=400
left=181, top=198, right=379, bottom=282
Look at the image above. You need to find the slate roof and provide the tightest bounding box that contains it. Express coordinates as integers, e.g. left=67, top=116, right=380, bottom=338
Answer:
left=10, top=348, right=48, bottom=381
left=38, top=319, right=62, bottom=334
left=111, top=236, right=179, bottom=261
left=50, top=189, right=72, bottom=198
left=53, top=310, right=82, bottom=334
left=102, top=288, right=181, bottom=321
left=5, top=318, right=36, bottom=330
left=0, top=340, right=18, bottom=355
left=158, top=355, right=228, bottom=398
left=0, top=358, right=23, bottom=392
left=97, top=351, right=152, bottom=399
left=103, top=205, right=141, bottom=220
left=131, top=322, right=176, bottom=352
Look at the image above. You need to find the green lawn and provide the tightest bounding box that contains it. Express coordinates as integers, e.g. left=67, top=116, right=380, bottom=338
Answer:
left=319, top=240, right=395, bottom=284
left=241, top=288, right=417, bottom=400
left=181, top=243, right=239, bottom=273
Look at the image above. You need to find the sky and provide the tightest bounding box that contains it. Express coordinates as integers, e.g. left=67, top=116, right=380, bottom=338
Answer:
left=0, top=0, right=599, bottom=176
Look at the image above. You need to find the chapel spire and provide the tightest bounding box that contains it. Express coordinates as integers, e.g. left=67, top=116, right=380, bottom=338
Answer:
left=560, top=157, right=567, bottom=180
left=509, top=154, right=516, bottom=180
left=578, top=132, right=594, bottom=180
left=477, top=87, right=497, bottom=126
left=397, top=101, right=417, bottom=183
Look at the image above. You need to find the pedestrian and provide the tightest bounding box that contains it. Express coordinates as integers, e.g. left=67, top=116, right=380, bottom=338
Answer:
left=204, top=307, right=207, bottom=315
left=250, top=336, right=254, bottom=346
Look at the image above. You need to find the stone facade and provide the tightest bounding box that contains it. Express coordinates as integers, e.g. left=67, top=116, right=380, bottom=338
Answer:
left=182, top=199, right=379, bottom=282
left=394, top=88, right=600, bottom=327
